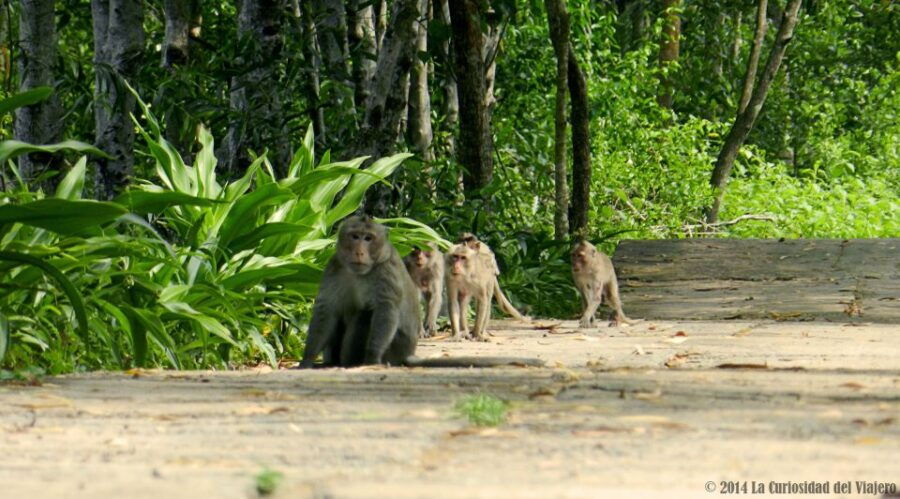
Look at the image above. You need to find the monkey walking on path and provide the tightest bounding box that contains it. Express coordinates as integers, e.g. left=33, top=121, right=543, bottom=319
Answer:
left=299, top=216, right=544, bottom=368
left=403, top=244, right=444, bottom=338
left=446, top=237, right=530, bottom=342
left=571, top=240, right=638, bottom=328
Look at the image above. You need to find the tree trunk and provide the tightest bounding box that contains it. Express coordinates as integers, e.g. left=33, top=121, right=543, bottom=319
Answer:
left=545, top=0, right=570, bottom=240
left=347, top=0, right=377, bottom=109
left=448, top=0, right=492, bottom=193
left=482, top=21, right=502, bottom=119
left=707, top=0, right=803, bottom=224
left=355, top=0, right=424, bottom=215
left=161, top=0, right=197, bottom=68
left=91, top=0, right=144, bottom=200
left=435, top=0, right=459, bottom=155
left=0, top=6, right=10, bottom=90
left=220, top=0, right=290, bottom=177
left=315, top=0, right=356, bottom=124
left=374, top=0, right=388, bottom=52
left=657, top=0, right=681, bottom=110
left=299, top=1, right=326, bottom=147
left=738, top=0, right=768, bottom=114
left=568, top=44, right=591, bottom=238
left=14, top=0, right=63, bottom=184
left=730, top=10, right=743, bottom=64
left=407, top=0, right=433, bottom=163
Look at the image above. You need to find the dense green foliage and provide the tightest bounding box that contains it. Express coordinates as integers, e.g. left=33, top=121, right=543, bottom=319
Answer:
left=0, top=0, right=896, bottom=372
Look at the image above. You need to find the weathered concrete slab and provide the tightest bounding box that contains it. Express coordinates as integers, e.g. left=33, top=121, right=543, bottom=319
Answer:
left=613, top=238, right=900, bottom=322
left=1, top=321, right=898, bottom=498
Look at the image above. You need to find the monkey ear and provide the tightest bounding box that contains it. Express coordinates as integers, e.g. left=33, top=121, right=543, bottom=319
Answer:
left=472, top=241, right=481, bottom=250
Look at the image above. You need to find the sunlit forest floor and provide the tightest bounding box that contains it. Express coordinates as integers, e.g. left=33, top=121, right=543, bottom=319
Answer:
left=1, top=318, right=897, bottom=498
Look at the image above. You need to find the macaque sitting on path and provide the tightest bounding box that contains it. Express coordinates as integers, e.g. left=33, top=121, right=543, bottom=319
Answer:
left=571, top=240, right=634, bottom=328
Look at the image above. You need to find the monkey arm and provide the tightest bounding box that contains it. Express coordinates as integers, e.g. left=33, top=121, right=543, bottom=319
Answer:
left=300, top=300, right=341, bottom=368
left=363, top=304, right=400, bottom=364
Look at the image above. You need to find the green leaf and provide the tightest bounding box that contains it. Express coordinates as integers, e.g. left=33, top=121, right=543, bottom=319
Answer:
left=228, top=222, right=315, bottom=253
left=0, top=199, right=127, bottom=235
left=54, top=156, right=87, bottom=200
left=113, top=191, right=218, bottom=214
left=217, top=183, right=295, bottom=248
left=123, top=306, right=180, bottom=368
left=326, top=153, right=412, bottom=228
left=0, top=140, right=110, bottom=166
left=0, top=251, right=88, bottom=342
left=221, top=262, right=322, bottom=291
left=0, top=86, right=53, bottom=116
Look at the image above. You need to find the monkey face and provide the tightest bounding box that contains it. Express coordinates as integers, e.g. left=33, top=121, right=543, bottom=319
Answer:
left=571, top=242, right=593, bottom=272
left=447, top=245, right=476, bottom=276
left=410, top=248, right=431, bottom=268
left=338, top=216, right=387, bottom=274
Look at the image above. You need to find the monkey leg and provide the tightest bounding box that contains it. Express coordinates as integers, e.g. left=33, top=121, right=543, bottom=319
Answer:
left=604, top=278, right=630, bottom=326
left=363, top=305, right=400, bottom=364
left=579, top=283, right=604, bottom=329
left=471, top=291, right=492, bottom=342
left=448, top=286, right=465, bottom=342
left=339, top=311, right=370, bottom=367
left=300, top=303, right=342, bottom=368
left=459, top=294, right=473, bottom=339
left=424, top=290, right=442, bottom=337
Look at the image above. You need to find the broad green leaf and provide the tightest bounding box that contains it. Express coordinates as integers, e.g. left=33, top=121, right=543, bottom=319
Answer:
left=287, top=125, right=316, bottom=178
left=247, top=327, right=278, bottom=368
left=113, top=190, right=217, bottom=214
left=54, top=156, right=87, bottom=200
left=0, top=86, right=52, bottom=116
left=195, top=125, right=220, bottom=198
left=221, top=262, right=322, bottom=291
left=326, top=153, right=412, bottom=228
left=308, top=158, right=368, bottom=214
left=0, top=251, right=88, bottom=341
left=217, top=183, right=295, bottom=248
left=0, top=140, right=110, bottom=166
left=123, top=306, right=181, bottom=368
left=161, top=301, right=238, bottom=347
left=228, top=222, right=315, bottom=253
left=0, top=199, right=127, bottom=235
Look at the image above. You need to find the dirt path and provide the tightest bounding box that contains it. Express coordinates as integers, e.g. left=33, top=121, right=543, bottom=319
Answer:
left=2, top=319, right=898, bottom=498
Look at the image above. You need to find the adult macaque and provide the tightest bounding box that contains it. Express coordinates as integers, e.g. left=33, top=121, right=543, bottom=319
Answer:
left=445, top=239, right=528, bottom=342
left=570, top=240, right=633, bottom=328
left=403, top=244, right=444, bottom=337
left=300, top=216, right=543, bottom=368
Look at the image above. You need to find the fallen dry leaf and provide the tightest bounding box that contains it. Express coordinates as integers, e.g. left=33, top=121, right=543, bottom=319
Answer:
left=234, top=405, right=290, bottom=416
left=673, top=331, right=687, bottom=337
left=839, top=382, right=866, bottom=390
left=732, top=327, right=754, bottom=337
left=662, top=336, right=688, bottom=345
left=572, top=426, right=630, bottom=437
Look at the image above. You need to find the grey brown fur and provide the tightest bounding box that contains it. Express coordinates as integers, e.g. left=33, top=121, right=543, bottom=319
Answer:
left=571, top=240, right=633, bottom=327
left=300, top=217, right=543, bottom=368
left=404, top=243, right=444, bottom=337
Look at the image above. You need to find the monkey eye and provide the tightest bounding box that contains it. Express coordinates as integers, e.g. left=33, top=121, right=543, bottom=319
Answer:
left=364, top=234, right=373, bottom=242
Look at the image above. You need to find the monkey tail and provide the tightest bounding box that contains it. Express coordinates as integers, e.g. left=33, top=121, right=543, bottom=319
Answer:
left=404, top=356, right=545, bottom=368
left=492, top=280, right=530, bottom=321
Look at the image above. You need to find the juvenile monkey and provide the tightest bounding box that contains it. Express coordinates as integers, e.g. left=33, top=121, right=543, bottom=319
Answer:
left=570, top=240, right=633, bottom=328
left=300, top=216, right=543, bottom=368
left=445, top=240, right=528, bottom=342
left=403, top=243, right=444, bottom=337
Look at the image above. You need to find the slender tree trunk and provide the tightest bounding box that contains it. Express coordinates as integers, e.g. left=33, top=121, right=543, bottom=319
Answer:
left=448, top=0, right=492, bottom=193
left=657, top=0, right=681, bottom=110
left=407, top=0, right=433, bottom=162
left=482, top=21, right=502, bottom=119
left=435, top=0, right=458, bottom=155
left=568, top=44, right=591, bottom=238
left=374, top=0, right=388, bottom=52
left=738, top=0, right=768, bottom=114
left=315, top=0, right=357, bottom=126
left=14, top=0, right=63, bottom=184
left=707, top=0, right=803, bottom=224
left=219, top=0, right=290, bottom=177
left=91, top=0, right=144, bottom=200
left=730, top=10, right=743, bottom=63
left=712, top=12, right=726, bottom=78
left=0, top=6, right=10, bottom=91
left=347, top=0, right=377, bottom=109
left=545, top=0, right=570, bottom=240
left=357, top=0, right=423, bottom=215
left=299, top=1, right=326, bottom=146
left=161, top=0, right=195, bottom=67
